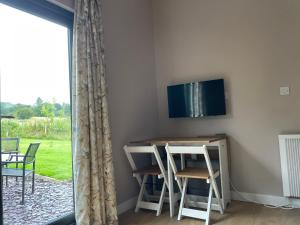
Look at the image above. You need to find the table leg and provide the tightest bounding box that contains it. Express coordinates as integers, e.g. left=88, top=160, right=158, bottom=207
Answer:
left=168, top=156, right=174, bottom=217
left=180, top=153, right=185, bottom=170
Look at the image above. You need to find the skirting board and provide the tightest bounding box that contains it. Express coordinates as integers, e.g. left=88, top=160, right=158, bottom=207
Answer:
left=117, top=192, right=300, bottom=215
left=231, top=191, right=300, bottom=208
left=117, top=196, right=137, bottom=215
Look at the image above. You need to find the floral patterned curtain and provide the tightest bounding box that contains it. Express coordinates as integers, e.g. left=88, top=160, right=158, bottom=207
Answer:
left=72, top=0, right=118, bottom=224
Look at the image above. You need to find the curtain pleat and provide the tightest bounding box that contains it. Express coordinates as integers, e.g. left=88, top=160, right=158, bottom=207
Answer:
left=72, top=1, right=118, bottom=224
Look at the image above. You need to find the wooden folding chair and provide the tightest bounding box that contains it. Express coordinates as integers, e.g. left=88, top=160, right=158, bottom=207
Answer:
left=165, top=144, right=223, bottom=225
left=124, top=145, right=169, bottom=216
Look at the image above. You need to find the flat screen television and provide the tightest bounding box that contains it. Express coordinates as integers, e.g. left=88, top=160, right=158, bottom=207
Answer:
left=167, top=79, right=226, bottom=118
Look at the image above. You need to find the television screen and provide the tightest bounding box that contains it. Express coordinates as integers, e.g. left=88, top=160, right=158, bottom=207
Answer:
left=167, top=79, right=226, bottom=118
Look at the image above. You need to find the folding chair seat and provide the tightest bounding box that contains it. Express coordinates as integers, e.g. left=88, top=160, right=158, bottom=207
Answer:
left=124, top=145, right=169, bottom=216
left=133, top=165, right=161, bottom=176
left=165, top=144, right=223, bottom=225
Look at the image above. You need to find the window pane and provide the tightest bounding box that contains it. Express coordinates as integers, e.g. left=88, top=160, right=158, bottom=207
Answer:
left=0, top=3, right=73, bottom=224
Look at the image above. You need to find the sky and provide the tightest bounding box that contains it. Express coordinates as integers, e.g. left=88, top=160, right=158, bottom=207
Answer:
left=0, top=3, right=70, bottom=105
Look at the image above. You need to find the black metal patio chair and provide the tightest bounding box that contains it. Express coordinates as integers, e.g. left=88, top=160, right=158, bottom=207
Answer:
left=2, top=143, right=41, bottom=204
left=1, top=137, right=21, bottom=185
left=1, top=137, right=20, bottom=163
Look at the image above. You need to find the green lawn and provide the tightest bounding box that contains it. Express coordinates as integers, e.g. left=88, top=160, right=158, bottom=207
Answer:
left=18, top=138, right=72, bottom=181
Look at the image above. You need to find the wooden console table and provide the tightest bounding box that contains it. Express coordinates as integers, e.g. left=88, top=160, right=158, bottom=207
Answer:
left=131, top=135, right=231, bottom=217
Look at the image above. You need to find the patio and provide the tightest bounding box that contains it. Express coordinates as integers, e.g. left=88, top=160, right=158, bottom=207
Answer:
left=2, top=175, right=73, bottom=225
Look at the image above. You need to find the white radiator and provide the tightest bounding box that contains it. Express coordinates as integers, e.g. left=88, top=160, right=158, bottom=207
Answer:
left=279, top=135, right=300, bottom=198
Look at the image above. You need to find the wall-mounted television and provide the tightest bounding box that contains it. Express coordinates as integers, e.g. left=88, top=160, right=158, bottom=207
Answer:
left=167, top=79, right=226, bottom=118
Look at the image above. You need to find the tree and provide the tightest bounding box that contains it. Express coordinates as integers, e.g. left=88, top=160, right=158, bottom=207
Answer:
left=34, top=97, right=43, bottom=116
left=40, top=102, right=55, bottom=135
left=54, top=103, right=63, bottom=116
left=57, top=108, right=65, bottom=117
left=36, top=97, right=43, bottom=106
left=0, top=102, right=16, bottom=115
left=41, top=103, right=55, bottom=118
left=62, top=103, right=71, bottom=117
left=15, top=107, right=34, bottom=119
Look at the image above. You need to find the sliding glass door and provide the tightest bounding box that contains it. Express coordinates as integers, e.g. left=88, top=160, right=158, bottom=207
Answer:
left=0, top=1, right=74, bottom=224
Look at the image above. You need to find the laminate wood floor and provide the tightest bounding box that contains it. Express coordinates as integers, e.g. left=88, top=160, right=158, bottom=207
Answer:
left=119, top=201, right=300, bottom=225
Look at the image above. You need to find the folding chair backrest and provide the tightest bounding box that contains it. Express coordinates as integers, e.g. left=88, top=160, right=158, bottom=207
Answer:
left=24, top=143, right=40, bottom=165
left=124, top=145, right=168, bottom=187
left=0, top=137, right=20, bottom=153
left=165, top=144, right=215, bottom=182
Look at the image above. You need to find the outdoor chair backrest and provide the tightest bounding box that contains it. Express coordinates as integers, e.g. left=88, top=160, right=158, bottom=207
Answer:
left=0, top=137, right=20, bottom=153
left=24, top=143, right=40, bottom=165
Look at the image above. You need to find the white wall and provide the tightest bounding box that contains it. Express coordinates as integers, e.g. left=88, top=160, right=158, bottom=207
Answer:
left=102, top=0, right=158, bottom=203
left=52, top=0, right=300, bottom=204
left=152, top=0, right=300, bottom=196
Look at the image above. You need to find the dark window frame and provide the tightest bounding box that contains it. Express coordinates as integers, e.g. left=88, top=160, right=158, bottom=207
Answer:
left=0, top=0, right=74, bottom=224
